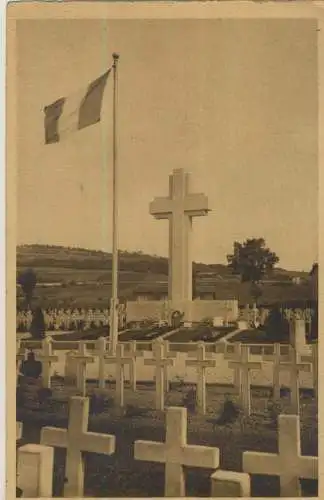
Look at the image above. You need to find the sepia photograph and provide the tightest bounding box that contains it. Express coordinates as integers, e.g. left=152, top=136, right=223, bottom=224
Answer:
left=7, top=2, right=321, bottom=498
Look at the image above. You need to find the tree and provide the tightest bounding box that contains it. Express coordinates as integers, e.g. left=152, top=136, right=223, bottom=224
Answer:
left=264, top=306, right=290, bottom=342
left=227, top=238, right=279, bottom=306
left=17, top=268, right=37, bottom=308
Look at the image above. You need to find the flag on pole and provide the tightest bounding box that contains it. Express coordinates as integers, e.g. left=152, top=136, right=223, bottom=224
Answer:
left=44, top=69, right=111, bottom=144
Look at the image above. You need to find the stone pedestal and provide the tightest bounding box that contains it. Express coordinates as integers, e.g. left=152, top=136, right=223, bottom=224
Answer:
left=17, top=444, right=54, bottom=497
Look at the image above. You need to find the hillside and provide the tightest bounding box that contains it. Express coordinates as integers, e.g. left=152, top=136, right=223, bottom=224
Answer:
left=17, top=244, right=308, bottom=280
left=16, top=244, right=313, bottom=308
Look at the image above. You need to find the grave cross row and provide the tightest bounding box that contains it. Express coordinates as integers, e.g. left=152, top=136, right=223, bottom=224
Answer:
left=135, top=406, right=219, bottom=497
left=243, top=414, right=318, bottom=497
left=35, top=337, right=59, bottom=388
left=41, top=397, right=115, bottom=497
left=228, top=344, right=261, bottom=416
left=185, top=342, right=216, bottom=414
left=144, top=339, right=174, bottom=410
left=270, top=345, right=311, bottom=414
left=104, top=343, right=135, bottom=407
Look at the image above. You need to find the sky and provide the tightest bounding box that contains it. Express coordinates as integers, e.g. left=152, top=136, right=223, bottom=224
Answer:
left=16, top=18, right=318, bottom=271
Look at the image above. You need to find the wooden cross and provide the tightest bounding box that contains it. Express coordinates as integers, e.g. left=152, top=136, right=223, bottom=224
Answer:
left=103, top=343, right=135, bottom=407
left=185, top=342, right=216, bottom=414
left=94, top=337, right=108, bottom=390
left=41, top=397, right=115, bottom=497
left=35, top=337, right=59, bottom=388
left=135, top=406, right=219, bottom=497
left=228, top=344, right=261, bottom=416
left=144, top=338, right=174, bottom=410
left=70, top=342, right=94, bottom=396
left=279, top=345, right=311, bottom=414
left=301, top=343, right=318, bottom=399
left=243, top=414, right=318, bottom=497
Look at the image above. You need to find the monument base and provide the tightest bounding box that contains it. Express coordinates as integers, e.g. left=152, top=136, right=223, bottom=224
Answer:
left=126, top=299, right=239, bottom=324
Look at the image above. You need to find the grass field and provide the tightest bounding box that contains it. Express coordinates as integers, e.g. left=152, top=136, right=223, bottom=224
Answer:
left=17, top=381, right=318, bottom=497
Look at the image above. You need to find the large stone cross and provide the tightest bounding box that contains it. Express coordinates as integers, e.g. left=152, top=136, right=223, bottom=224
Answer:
left=134, top=406, right=219, bottom=497
left=41, top=397, right=115, bottom=497
left=150, top=168, right=209, bottom=318
left=243, top=414, right=318, bottom=497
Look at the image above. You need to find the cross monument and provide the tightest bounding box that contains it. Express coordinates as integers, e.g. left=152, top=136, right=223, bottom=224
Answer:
left=150, top=169, right=209, bottom=320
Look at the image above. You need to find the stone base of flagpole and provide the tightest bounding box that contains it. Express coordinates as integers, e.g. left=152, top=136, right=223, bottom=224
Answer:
left=109, top=297, right=119, bottom=355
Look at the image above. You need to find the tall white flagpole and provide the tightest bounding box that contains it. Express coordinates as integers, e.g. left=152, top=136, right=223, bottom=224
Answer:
left=110, top=52, right=120, bottom=355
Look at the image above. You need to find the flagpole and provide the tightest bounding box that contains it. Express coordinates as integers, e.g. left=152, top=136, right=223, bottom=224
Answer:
left=110, top=52, right=119, bottom=355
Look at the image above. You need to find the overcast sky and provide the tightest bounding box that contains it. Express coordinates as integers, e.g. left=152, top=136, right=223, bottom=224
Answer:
left=16, top=18, right=318, bottom=271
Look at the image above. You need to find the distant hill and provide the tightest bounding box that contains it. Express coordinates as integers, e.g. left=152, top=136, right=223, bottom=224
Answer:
left=16, top=244, right=308, bottom=280
left=16, top=244, right=314, bottom=308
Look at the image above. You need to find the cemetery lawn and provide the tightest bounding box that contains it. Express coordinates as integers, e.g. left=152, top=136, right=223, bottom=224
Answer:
left=228, top=328, right=289, bottom=344
left=165, top=325, right=236, bottom=343
left=17, top=383, right=318, bottom=497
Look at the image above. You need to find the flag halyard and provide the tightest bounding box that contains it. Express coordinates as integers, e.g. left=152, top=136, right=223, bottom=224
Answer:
left=44, top=69, right=111, bottom=145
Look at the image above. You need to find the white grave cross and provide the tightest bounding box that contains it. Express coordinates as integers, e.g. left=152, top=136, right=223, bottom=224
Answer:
left=150, top=169, right=209, bottom=315
left=16, top=421, right=22, bottom=440
left=70, top=342, right=94, bottom=396
left=279, top=345, right=310, bottom=414
left=164, top=340, right=177, bottom=392
left=41, top=396, right=115, bottom=497
left=185, top=342, right=216, bottom=414
left=16, top=342, right=27, bottom=385
left=228, top=344, right=261, bottom=416
left=35, top=337, right=59, bottom=388
left=144, top=339, right=174, bottom=410
left=124, top=340, right=143, bottom=391
left=104, top=343, right=134, bottom=407
left=135, top=406, right=219, bottom=497
left=301, top=343, right=318, bottom=399
left=224, top=342, right=242, bottom=392
left=243, top=414, right=318, bottom=497
left=94, top=337, right=108, bottom=390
